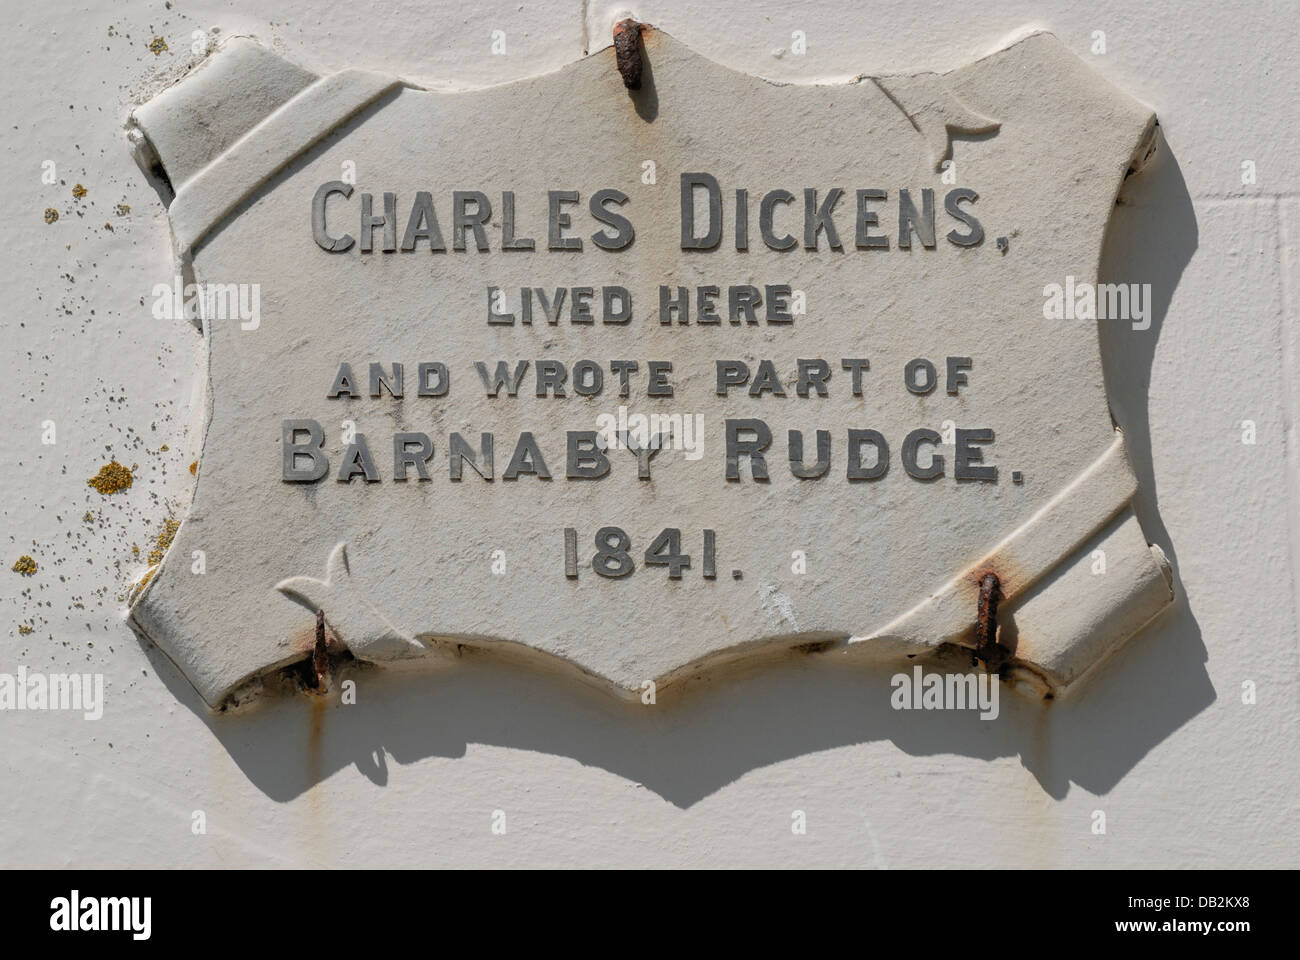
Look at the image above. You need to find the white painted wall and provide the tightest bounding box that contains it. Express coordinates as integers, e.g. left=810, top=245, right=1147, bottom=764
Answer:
left=2, top=0, right=1296, bottom=868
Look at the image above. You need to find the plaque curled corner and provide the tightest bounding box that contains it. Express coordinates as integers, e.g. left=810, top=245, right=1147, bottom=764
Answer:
left=838, top=435, right=1175, bottom=698
left=276, top=543, right=429, bottom=663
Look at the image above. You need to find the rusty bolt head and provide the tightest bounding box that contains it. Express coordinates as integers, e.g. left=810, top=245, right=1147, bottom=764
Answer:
left=613, top=18, right=644, bottom=90
left=974, top=572, right=1010, bottom=674
left=311, top=608, right=329, bottom=691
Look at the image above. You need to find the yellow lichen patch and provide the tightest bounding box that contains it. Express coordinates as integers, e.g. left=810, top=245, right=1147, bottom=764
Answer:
left=44, top=208, right=58, bottom=224
left=149, top=36, right=168, bottom=55
left=159, top=444, right=169, bottom=452
left=131, top=516, right=181, bottom=601
left=189, top=461, right=197, bottom=476
left=147, top=517, right=181, bottom=566
left=12, top=556, right=37, bottom=575
left=18, top=624, right=33, bottom=636
left=72, top=183, right=86, bottom=199
left=87, top=460, right=133, bottom=494
left=115, top=203, right=130, bottom=216
left=82, top=511, right=94, bottom=524
left=132, top=568, right=156, bottom=599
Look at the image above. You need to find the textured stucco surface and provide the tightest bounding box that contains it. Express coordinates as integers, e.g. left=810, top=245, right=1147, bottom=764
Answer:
left=2, top=0, right=1297, bottom=868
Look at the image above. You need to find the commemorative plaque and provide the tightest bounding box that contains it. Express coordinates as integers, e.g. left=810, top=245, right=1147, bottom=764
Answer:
left=128, top=25, right=1172, bottom=708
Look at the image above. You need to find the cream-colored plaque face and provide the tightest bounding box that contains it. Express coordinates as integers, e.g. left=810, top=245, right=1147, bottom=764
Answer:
left=129, top=28, right=1171, bottom=709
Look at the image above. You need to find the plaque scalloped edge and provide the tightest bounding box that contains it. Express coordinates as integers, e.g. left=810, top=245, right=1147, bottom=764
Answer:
left=126, top=26, right=1174, bottom=710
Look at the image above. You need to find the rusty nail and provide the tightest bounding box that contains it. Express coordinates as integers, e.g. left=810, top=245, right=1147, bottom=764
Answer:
left=613, top=18, right=644, bottom=90
left=312, top=608, right=328, bottom=690
left=974, top=572, right=1006, bottom=672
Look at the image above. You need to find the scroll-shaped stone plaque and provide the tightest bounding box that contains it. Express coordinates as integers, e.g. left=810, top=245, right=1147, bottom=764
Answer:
left=129, top=27, right=1172, bottom=709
